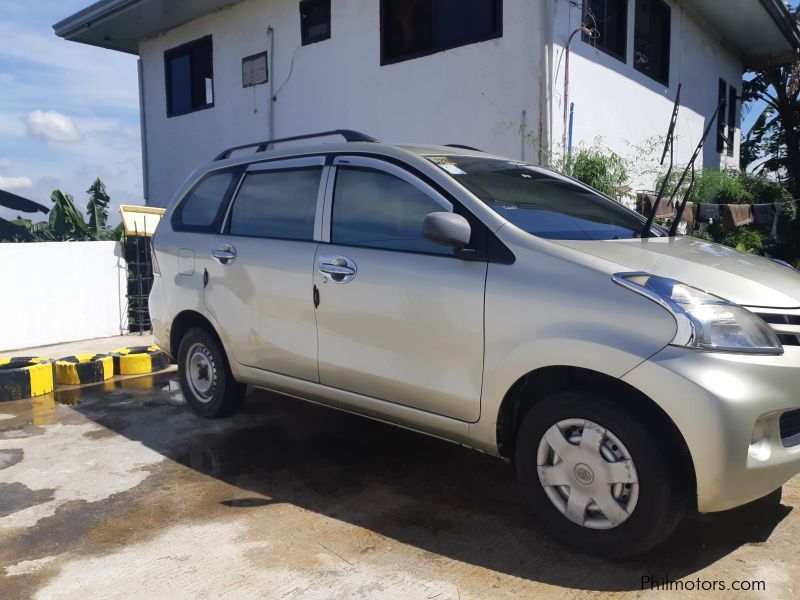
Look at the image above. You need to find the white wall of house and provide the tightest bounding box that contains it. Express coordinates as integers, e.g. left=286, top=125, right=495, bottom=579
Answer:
left=552, top=0, right=743, bottom=193
left=138, top=0, right=547, bottom=206
left=0, top=242, right=127, bottom=352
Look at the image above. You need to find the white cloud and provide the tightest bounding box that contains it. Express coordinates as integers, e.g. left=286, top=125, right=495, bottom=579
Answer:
left=25, top=110, right=82, bottom=143
left=0, top=175, right=33, bottom=190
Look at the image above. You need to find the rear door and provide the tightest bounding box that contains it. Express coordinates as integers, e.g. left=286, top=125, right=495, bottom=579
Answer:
left=313, top=156, right=487, bottom=422
left=203, top=156, right=326, bottom=382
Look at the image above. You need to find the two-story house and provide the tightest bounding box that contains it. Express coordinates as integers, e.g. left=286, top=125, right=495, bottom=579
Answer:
left=54, top=0, right=800, bottom=205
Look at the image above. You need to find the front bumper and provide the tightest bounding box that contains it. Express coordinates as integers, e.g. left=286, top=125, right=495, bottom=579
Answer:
left=623, top=345, right=800, bottom=513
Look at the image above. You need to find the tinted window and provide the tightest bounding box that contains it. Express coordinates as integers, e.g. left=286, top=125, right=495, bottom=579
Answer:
left=332, top=167, right=453, bottom=255
left=428, top=156, right=663, bottom=240
left=174, top=171, right=238, bottom=232
left=229, top=168, right=321, bottom=240
left=634, top=0, right=671, bottom=85
left=583, top=0, right=628, bottom=62
left=381, top=0, right=502, bottom=64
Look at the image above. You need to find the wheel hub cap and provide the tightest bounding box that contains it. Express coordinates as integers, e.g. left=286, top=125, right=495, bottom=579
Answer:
left=536, top=418, right=639, bottom=530
left=186, top=343, right=216, bottom=403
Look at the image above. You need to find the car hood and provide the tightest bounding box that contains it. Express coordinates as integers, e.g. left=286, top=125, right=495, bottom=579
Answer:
left=552, top=236, right=800, bottom=308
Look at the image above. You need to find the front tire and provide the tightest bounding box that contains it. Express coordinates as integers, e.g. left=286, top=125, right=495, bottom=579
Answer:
left=515, top=391, right=686, bottom=557
left=177, top=327, right=245, bottom=418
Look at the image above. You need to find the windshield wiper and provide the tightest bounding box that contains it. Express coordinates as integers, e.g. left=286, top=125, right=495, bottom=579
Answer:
left=667, top=99, right=726, bottom=236
left=641, top=84, right=681, bottom=238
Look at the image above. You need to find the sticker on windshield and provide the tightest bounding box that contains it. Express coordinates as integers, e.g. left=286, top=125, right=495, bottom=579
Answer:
left=426, top=156, right=466, bottom=175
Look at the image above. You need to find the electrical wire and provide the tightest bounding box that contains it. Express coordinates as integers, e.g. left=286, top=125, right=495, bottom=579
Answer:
left=273, top=44, right=301, bottom=101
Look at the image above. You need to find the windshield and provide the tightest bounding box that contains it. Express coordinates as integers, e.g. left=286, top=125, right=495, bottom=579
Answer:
left=427, top=156, right=664, bottom=240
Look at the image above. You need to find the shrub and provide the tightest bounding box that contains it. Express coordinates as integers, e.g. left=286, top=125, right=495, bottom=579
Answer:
left=564, top=146, right=629, bottom=201
left=720, top=227, right=769, bottom=256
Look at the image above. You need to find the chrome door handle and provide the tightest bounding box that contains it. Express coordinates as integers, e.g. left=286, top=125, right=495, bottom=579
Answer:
left=211, top=244, right=237, bottom=265
left=318, top=255, right=357, bottom=283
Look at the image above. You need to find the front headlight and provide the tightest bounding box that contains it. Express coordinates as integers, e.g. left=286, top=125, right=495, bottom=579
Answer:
left=613, top=273, right=783, bottom=355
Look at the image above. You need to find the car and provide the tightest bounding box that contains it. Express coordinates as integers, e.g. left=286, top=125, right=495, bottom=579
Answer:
left=149, top=130, right=800, bottom=557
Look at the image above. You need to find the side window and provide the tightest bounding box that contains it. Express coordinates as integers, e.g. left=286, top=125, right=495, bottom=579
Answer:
left=332, top=166, right=453, bottom=256
left=173, top=170, right=238, bottom=232
left=228, top=167, right=322, bottom=240
left=583, top=0, right=628, bottom=62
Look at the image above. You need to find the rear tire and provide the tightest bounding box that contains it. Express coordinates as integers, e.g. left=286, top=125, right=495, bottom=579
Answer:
left=515, top=390, right=686, bottom=557
left=177, top=327, right=245, bottom=418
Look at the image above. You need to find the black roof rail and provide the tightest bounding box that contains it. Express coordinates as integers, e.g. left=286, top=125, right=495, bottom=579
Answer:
left=444, top=144, right=485, bottom=152
left=214, top=130, right=378, bottom=161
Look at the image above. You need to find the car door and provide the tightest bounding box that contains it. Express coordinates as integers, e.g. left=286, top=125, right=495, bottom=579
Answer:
left=203, top=156, right=327, bottom=382
left=314, top=156, right=487, bottom=422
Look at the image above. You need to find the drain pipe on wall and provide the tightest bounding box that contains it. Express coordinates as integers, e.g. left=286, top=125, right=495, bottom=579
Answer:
left=267, top=25, right=275, bottom=141
left=562, top=26, right=593, bottom=157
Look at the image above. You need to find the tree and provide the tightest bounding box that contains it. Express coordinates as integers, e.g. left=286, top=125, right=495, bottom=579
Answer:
left=49, top=189, right=89, bottom=240
left=86, top=178, right=110, bottom=234
left=742, top=7, right=800, bottom=196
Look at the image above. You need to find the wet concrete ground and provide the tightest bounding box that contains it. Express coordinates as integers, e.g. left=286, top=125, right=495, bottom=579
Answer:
left=0, top=373, right=798, bottom=599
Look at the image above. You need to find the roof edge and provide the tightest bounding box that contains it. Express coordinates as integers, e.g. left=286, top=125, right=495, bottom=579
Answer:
left=758, top=0, right=800, bottom=51
left=52, top=0, right=143, bottom=39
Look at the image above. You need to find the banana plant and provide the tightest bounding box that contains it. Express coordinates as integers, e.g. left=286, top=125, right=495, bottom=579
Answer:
left=86, top=178, right=110, bottom=235
left=49, top=189, right=89, bottom=240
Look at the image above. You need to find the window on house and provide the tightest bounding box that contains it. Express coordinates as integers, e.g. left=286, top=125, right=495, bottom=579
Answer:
left=727, top=85, right=737, bottom=157
left=300, top=0, right=331, bottom=46
left=381, top=0, right=503, bottom=65
left=634, top=0, right=670, bottom=85
left=717, top=78, right=727, bottom=153
left=582, top=0, right=628, bottom=62
left=242, top=52, right=268, bottom=87
left=165, top=36, right=214, bottom=117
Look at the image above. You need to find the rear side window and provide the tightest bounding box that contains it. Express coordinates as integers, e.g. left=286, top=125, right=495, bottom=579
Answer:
left=331, top=167, right=453, bottom=255
left=173, top=170, right=239, bottom=232
left=228, top=167, right=322, bottom=240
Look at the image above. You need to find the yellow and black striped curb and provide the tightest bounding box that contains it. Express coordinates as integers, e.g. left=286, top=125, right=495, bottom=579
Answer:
left=0, top=357, right=55, bottom=402
left=55, top=354, right=114, bottom=386
left=111, top=346, right=170, bottom=376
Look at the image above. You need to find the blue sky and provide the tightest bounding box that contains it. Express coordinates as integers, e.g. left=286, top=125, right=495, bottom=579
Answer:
left=0, top=1, right=141, bottom=225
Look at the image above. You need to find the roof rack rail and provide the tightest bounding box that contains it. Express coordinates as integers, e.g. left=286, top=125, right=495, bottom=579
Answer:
left=214, top=130, right=378, bottom=161
left=444, top=144, right=485, bottom=152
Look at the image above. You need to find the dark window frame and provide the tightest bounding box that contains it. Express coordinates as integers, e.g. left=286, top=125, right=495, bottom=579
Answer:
left=224, top=166, right=324, bottom=242
left=300, top=0, right=331, bottom=46
left=633, top=0, right=671, bottom=86
left=380, top=0, right=504, bottom=66
left=164, top=35, right=215, bottom=118
left=727, top=85, right=737, bottom=158
left=582, top=0, right=629, bottom=63
left=171, top=166, right=245, bottom=233
left=716, top=78, right=728, bottom=154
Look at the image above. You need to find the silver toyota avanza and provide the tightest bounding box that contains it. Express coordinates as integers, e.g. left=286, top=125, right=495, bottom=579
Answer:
left=150, top=130, right=800, bottom=556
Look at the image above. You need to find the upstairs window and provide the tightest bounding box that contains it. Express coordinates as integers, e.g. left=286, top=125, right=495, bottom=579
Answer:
left=727, top=85, right=737, bottom=157
left=165, top=36, right=214, bottom=117
left=634, top=0, right=671, bottom=85
left=583, top=0, right=628, bottom=62
left=716, top=78, right=727, bottom=153
left=381, top=0, right=503, bottom=65
left=300, top=0, right=331, bottom=46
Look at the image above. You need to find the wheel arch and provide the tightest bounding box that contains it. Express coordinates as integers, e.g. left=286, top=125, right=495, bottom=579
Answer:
left=496, top=365, right=698, bottom=510
left=169, top=310, right=226, bottom=360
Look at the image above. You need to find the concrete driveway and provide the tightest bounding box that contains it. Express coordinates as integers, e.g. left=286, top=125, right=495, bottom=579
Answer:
left=1, top=373, right=798, bottom=599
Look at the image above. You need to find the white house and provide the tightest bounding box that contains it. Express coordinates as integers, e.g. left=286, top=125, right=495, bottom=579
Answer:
left=54, top=0, right=800, bottom=206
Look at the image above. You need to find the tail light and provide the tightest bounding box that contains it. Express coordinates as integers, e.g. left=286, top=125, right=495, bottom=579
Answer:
left=151, top=241, right=161, bottom=275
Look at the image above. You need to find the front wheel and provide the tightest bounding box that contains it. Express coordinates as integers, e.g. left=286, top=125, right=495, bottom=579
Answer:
left=177, top=327, right=245, bottom=418
left=515, top=391, right=687, bottom=557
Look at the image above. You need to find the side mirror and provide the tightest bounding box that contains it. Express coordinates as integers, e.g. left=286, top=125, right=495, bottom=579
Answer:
left=423, top=212, right=471, bottom=249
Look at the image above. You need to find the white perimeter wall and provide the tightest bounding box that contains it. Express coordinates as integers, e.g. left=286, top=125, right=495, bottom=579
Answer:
left=553, top=0, right=744, bottom=192
left=139, top=0, right=546, bottom=206
left=0, top=242, right=127, bottom=352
